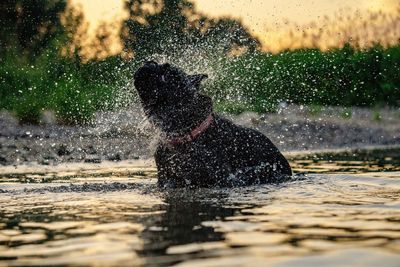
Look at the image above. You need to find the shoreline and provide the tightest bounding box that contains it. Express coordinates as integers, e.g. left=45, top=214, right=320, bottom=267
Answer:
left=1, top=104, right=399, bottom=167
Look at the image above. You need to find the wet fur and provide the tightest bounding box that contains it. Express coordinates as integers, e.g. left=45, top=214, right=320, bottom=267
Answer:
left=134, top=61, right=292, bottom=188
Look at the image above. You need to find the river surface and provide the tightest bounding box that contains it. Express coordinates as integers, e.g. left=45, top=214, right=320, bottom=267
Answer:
left=0, top=148, right=399, bottom=266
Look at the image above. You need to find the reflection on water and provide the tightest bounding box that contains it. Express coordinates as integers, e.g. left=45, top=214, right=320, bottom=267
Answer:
left=289, top=147, right=400, bottom=173
left=0, top=148, right=400, bottom=266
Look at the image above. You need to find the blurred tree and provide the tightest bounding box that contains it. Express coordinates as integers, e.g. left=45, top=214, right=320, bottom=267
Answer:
left=0, top=0, right=66, bottom=59
left=204, top=18, right=260, bottom=54
left=122, top=0, right=260, bottom=60
left=60, top=4, right=87, bottom=64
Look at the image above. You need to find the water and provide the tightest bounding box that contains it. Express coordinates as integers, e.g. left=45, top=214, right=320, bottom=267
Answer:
left=0, top=148, right=400, bottom=266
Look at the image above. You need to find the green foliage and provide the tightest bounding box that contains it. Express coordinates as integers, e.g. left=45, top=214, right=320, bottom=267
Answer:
left=13, top=95, right=42, bottom=124
left=52, top=82, right=110, bottom=125
left=0, top=45, right=129, bottom=124
left=207, top=44, right=400, bottom=113
left=1, top=43, right=400, bottom=124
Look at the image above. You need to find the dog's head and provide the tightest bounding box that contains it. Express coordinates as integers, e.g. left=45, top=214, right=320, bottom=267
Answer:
left=134, top=61, right=210, bottom=134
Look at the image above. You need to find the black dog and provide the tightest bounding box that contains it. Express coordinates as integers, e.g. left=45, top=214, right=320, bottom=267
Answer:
left=134, top=61, right=292, bottom=188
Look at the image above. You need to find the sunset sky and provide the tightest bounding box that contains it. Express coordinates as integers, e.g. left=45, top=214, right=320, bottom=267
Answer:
left=71, top=0, right=400, bottom=56
left=194, top=0, right=398, bottom=29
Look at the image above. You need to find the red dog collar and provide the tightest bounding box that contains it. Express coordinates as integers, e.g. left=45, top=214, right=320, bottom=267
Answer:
left=167, top=114, right=214, bottom=146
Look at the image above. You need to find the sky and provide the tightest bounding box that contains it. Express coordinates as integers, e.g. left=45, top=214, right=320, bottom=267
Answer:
left=194, top=0, right=399, bottom=25
left=71, top=0, right=400, bottom=55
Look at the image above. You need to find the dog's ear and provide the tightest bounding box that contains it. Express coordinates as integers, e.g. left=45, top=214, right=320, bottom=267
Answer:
left=187, top=74, right=208, bottom=89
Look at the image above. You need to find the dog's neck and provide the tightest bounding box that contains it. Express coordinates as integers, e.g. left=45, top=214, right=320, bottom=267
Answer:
left=153, top=94, right=212, bottom=134
left=166, top=113, right=213, bottom=146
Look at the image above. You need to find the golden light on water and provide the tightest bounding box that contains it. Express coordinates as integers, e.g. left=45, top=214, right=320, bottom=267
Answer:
left=70, top=0, right=400, bottom=58
left=1, top=151, right=400, bottom=266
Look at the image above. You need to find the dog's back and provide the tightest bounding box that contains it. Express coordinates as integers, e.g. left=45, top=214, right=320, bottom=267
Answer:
left=155, top=114, right=291, bottom=188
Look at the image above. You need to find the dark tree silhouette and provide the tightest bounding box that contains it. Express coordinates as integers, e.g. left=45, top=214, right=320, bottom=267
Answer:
left=204, top=18, right=260, bottom=54
left=122, top=0, right=260, bottom=60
